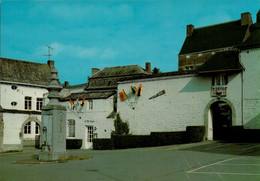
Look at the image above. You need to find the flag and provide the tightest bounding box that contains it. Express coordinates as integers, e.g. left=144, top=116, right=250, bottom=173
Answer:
left=81, top=98, right=86, bottom=107
left=69, top=99, right=75, bottom=110
left=119, top=90, right=128, bottom=101
left=131, top=86, right=137, bottom=94
left=138, top=84, right=142, bottom=96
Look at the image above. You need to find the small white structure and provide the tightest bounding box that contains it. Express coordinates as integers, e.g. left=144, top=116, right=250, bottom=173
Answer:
left=117, top=11, right=260, bottom=140
left=0, top=58, right=52, bottom=152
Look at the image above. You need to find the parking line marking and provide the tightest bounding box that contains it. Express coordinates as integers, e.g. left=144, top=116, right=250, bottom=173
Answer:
left=219, top=163, right=260, bottom=166
left=189, top=171, right=260, bottom=176
left=187, top=158, right=237, bottom=173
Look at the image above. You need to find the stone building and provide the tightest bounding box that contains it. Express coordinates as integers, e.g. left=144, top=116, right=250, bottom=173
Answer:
left=178, top=12, right=252, bottom=71
left=0, top=58, right=52, bottom=152
left=61, top=63, right=151, bottom=149
left=117, top=11, right=260, bottom=140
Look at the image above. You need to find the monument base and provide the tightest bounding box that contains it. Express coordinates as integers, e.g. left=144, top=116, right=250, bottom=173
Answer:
left=39, top=151, right=68, bottom=161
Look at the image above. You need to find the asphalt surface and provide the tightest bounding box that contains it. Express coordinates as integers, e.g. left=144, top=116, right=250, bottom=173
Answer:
left=1, top=141, right=260, bottom=181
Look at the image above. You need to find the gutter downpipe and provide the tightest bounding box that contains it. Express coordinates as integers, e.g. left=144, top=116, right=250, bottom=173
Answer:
left=239, top=52, right=245, bottom=126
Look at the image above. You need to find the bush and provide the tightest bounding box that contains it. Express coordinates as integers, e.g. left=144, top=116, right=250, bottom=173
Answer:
left=66, top=139, right=82, bottom=149
left=112, top=135, right=151, bottom=149
left=150, top=131, right=185, bottom=146
left=186, top=126, right=205, bottom=143
left=111, top=113, right=129, bottom=136
left=93, top=139, right=113, bottom=150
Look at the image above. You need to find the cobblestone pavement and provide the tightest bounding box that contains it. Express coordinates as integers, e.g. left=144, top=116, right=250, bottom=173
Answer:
left=1, top=141, right=260, bottom=181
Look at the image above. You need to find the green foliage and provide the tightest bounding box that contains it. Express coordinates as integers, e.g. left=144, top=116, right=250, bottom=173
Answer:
left=112, top=135, right=151, bottom=149
left=185, top=126, right=205, bottom=143
left=152, top=67, right=161, bottom=74
left=111, top=113, right=129, bottom=136
left=66, top=139, right=83, bottom=149
left=150, top=131, right=186, bottom=146
left=93, top=139, right=113, bottom=150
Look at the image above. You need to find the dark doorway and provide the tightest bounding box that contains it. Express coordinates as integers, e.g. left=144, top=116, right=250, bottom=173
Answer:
left=210, top=101, right=232, bottom=140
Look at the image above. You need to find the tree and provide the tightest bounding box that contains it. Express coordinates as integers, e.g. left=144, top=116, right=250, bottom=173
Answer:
left=152, top=67, right=161, bottom=74
left=111, top=113, right=129, bottom=135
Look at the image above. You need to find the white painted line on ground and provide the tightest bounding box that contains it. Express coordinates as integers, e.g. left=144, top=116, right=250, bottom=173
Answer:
left=187, top=158, right=238, bottom=173
left=189, top=171, right=260, bottom=176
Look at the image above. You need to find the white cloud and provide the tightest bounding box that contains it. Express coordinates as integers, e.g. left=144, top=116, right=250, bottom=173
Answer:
left=34, top=42, right=117, bottom=59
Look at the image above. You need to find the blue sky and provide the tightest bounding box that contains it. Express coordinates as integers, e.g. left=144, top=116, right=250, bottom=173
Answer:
left=1, top=0, right=260, bottom=85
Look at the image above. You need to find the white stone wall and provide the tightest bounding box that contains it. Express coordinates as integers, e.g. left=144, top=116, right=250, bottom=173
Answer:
left=0, top=83, right=48, bottom=111
left=240, top=48, right=260, bottom=129
left=61, top=96, right=115, bottom=149
left=117, top=73, right=243, bottom=136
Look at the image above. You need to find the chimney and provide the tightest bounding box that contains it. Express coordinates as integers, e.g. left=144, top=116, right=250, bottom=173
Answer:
left=145, top=62, right=151, bottom=74
left=187, top=24, right=194, bottom=37
left=241, top=12, right=252, bottom=26
left=47, top=60, right=54, bottom=68
left=64, top=81, right=69, bottom=88
left=92, top=68, right=100, bottom=75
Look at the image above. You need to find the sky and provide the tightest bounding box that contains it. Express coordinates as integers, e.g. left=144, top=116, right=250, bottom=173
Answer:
left=1, top=0, right=260, bottom=85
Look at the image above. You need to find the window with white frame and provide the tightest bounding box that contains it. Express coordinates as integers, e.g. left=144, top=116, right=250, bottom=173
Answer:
left=88, top=100, right=93, bottom=110
left=212, top=74, right=228, bottom=86
left=24, top=122, right=31, bottom=134
left=36, top=98, right=43, bottom=110
left=24, top=97, right=32, bottom=110
left=87, top=126, right=93, bottom=142
left=68, top=119, right=75, bottom=137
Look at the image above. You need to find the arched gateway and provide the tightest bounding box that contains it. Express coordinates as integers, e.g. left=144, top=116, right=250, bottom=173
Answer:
left=204, top=98, right=235, bottom=140
left=20, top=117, right=41, bottom=148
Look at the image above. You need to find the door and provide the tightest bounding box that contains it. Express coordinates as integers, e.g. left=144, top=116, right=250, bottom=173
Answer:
left=86, top=126, right=93, bottom=149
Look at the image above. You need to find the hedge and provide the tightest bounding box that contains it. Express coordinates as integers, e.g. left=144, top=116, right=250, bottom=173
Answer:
left=185, top=126, right=205, bottom=143
left=66, top=139, right=83, bottom=149
left=93, top=139, right=113, bottom=150
left=112, top=135, right=151, bottom=149
left=150, top=131, right=185, bottom=146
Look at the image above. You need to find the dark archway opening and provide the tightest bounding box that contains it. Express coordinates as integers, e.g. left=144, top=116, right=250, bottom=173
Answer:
left=211, top=101, right=232, bottom=140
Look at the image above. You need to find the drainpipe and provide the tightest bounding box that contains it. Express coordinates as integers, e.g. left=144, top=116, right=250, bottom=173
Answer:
left=239, top=53, right=245, bottom=126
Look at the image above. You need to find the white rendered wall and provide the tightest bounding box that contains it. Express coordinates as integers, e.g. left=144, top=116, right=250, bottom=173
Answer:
left=0, top=83, right=48, bottom=111
left=117, top=73, right=243, bottom=136
left=240, top=48, right=260, bottom=129
left=61, top=96, right=115, bottom=149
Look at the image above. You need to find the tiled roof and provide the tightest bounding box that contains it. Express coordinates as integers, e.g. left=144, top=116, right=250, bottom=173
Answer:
left=239, top=21, right=260, bottom=49
left=0, top=57, right=51, bottom=86
left=197, top=51, right=243, bottom=73
left=179, top=20, right=249, bottom=55
left=61, top=91, right=116, bottom=101
left=86, top=65, right=149, bottom=90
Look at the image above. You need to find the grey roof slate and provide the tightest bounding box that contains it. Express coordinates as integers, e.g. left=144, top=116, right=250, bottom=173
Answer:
left=197, top=51, right=243, bottom=73
left=179, top=20, right=249, bottom=55
left=86, top=65, right=149, bottom=90
left=0, top=57, right=51, bottom=86
left=61, top=91, right=116, bottom=101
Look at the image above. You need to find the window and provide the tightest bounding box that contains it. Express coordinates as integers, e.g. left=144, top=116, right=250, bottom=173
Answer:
left=87, top=126, right=93, bottom=142
left=212, top=74, right=228, bottom=86
left=36, top=98, right=43, bottom=110
left=68, top=120, right=75, bottom=137
left=35, top=122, right=40, bottom=135
left=11, top=101, right=17, bottom=106
left=11, top=85, right=17, bottom=90
left=24, top=122, right=31, bottom=134
left=24, top=97, right=32, bottom=110
left=88, top=100, right=93, bottom=110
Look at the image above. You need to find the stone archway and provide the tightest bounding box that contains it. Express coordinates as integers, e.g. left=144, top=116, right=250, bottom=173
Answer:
left=20, top=117, right=41, bottom=149
left=204, top=98, right=235, bottom=140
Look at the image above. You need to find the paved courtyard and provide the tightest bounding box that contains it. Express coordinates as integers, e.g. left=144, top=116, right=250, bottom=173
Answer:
left=1, top=141, right=260, bottom=181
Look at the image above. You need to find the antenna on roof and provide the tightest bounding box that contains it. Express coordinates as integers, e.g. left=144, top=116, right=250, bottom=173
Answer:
left=42, top=45, right=53, bottom=60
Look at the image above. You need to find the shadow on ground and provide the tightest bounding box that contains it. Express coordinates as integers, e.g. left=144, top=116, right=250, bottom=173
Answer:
left=180, top=141, right=260, bottom=156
